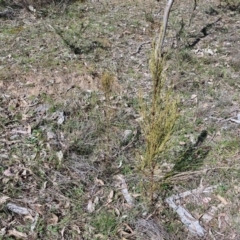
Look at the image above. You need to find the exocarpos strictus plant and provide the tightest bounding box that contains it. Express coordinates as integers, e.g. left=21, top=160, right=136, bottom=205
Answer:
left=139, top=19, right=178, bottom=205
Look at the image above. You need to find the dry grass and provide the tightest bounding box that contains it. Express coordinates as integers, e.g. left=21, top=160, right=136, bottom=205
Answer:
left=1, top=0, right=240, bottom=239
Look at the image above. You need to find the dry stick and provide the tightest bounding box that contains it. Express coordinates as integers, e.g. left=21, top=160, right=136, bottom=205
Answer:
left=159, top=0, right=199, bottom=53
left=132, top=41, right=151, bottom=55
left=158, top=0, right=175, bottom=56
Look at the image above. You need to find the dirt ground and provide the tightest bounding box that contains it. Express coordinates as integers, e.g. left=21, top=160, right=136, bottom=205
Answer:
left=1, top=0, right=240, bottom=239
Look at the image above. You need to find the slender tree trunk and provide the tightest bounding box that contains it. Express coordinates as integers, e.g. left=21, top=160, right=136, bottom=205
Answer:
left=157, top=0, right=175, bottom=56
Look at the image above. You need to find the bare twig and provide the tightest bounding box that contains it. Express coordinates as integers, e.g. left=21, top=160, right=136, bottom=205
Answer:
left=158, top=0, right=175, bottom=55
left=159, top=0, right=199, bottom=53
left=166, top=184, right=218, bottom=236
left=132, top=41, right=151, bottom=55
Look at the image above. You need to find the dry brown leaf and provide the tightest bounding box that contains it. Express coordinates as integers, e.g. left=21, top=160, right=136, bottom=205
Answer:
left=108, top=190, right=114, bottom=199
left=3, top=168, right=15, bottom=177
left=8, top=229, right=27, bottom=239
left=218, top=213, right=228, bottom=229
left=132, top=194, right=141, bottom=198
left=64, top=201, right=70, bottom=209
left=87, top=199, right=95, bottom=213
left=21, top=114, right=29, bottom=121
left=21, top=169, right=27, bottom=176
left=57, top=112, right=65, bottom=125
left=31, top=204, right=43, bottom=215
left=201, top=206, right=218, bottom=223
left=94, top=234, right=105, bottom=239
left=2, top=177, right=10, bottom=184
left=106, top=190, right=114, bottom=204
left=20, top=168, right=32, bottom=177
left=56, top=151, right=63, bottom=163
left=47, top=131, right=56, bottom=140
left=123, top=223, right=134, bottom=233
left=96, top=189, right=104, bottom=196
left=47, top=213, right=58, bottom=225
left=115, top=208, right=120, bottom=216
left=24, top=215, right=34, bottom=222
left=30, top=213, right=39, bottom=232
left=0, top=195, right=10, bottom=205
left=118, top=229, right=134, bottom=238
left=28, top=5, right=36, bottom=12
left=0, top=227, right=6, bottom=236
left=202, top=197, right=211, bottom=204
left=60, top=227, right=65, bottom=238
left=95, top=178, right=104, bottom=186
left=202, top=103, right=209, bottom=109
left=27, top=124, right=31, bottom=135
left=94, top=196, right=99, bottom=205
left=71, top=225, right=81, bottom=234
left=234, top=185, right=240, bottom=193
left=41, top=181, right=47, bottom=191
left=114, top=175, right=134, bottom=206
left=191, top=94, right=197, bottom=99
left=217, top=195, right=228, bottom=205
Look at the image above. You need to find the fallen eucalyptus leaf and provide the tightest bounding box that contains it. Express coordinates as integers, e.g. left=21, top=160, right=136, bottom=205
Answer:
left=56, top=150, right=63, bottom=163
left=0, top=195, right=10, bottom=205
left=8, top=229, right=27, bottom=239
left=47, top=213, right=58, bottom=225
left=57, top=112, right=65, bottom=125
left=28, top=5, right=36, bottom=13
left=87, top=199, right=95, bottom=213
left=114, top=175, right=134, bottom=206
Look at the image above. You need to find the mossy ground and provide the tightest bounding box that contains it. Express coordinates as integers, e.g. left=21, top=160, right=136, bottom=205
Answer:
left=1, top=0, right=240, bottom=239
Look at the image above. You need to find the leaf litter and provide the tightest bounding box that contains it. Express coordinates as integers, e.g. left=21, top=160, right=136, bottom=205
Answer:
left=1, top=0, right=240, bottom=239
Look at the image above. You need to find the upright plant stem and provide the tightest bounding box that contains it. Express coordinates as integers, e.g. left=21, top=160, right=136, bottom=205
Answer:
left=157, top=0, right=175, bottom=56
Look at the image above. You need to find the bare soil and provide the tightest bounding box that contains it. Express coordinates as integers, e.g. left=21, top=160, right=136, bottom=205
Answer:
left=1, top=0, right=240, bottom=239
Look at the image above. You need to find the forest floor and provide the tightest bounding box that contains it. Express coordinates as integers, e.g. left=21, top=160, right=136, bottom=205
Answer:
left=1, top=0, right=240, bottom=239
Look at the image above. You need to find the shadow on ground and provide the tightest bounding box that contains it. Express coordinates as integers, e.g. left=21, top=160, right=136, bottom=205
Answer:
left=173, top=130, right=211, bottom=173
